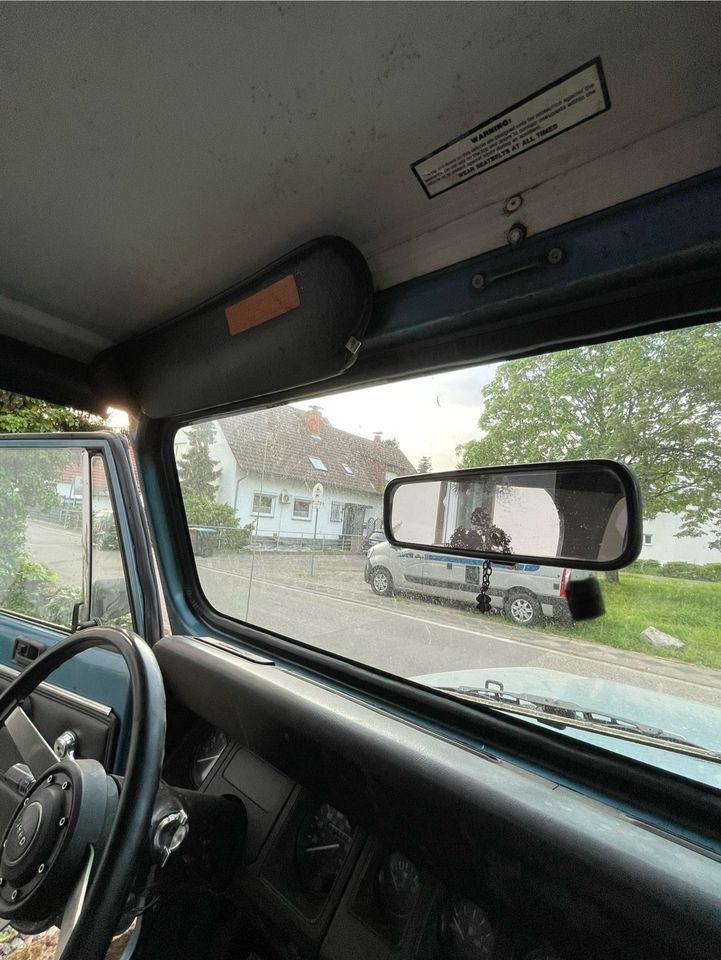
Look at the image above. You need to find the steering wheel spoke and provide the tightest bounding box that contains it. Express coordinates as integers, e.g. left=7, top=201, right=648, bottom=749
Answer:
left=4, top=706, right=58, bottom=779
left=55, top=847, right=94, bottom=960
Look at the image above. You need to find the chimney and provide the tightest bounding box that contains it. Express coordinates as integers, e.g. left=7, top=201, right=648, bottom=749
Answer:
left=373, top=432, right=383, bottom=442
left=304, top=406, right=322, bottom=436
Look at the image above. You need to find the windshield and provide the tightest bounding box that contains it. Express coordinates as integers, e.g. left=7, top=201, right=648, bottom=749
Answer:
left=175, top=320, right=721, bottom=788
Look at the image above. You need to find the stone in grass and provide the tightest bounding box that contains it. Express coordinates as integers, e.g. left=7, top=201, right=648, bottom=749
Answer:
left=641, top=626, right=684, bottom=649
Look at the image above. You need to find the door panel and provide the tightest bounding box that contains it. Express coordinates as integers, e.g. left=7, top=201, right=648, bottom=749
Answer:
left=0, top=666, right=118, bottom=830
left=0, top=432, right=161, bottom=791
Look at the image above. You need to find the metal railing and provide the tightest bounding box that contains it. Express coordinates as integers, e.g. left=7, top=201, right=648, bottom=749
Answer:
left=189, top=526, right=365, bottom=555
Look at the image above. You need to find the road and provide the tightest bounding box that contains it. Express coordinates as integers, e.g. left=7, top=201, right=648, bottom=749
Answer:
left=196, top=552, right=721, bottom=708
left=22, top=522, right=721, bottom=707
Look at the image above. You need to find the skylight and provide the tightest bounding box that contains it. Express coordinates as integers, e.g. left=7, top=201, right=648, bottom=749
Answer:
left=342, top=463, right=353, bottom=475
left=308, top=456, right=328, bottom=471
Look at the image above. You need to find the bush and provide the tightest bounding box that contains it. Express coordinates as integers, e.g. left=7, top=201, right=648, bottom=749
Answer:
left=630, top=558, right=662, bottom=575
left=1, top=555, right=56, bottom=617
left=182, top=492, right=252, bottom=553
left=660, top=561, right=721, bottom=582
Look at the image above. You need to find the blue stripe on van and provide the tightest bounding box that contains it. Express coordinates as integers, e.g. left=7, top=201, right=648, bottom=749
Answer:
left=401, top=552, right=540, bottom=572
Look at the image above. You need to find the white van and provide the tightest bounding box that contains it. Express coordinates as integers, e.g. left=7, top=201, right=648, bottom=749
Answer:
left=364, top=541, right=588, bottom=626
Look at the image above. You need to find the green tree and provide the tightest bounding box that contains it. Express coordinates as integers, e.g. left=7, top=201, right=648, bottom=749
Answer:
left=0, top=391, right=103, bottom=434
left=178, top=423, right=221, bottom=499
left=417, top=456, right=433, bottom=473
left=458, top=323, right=721, bottom=549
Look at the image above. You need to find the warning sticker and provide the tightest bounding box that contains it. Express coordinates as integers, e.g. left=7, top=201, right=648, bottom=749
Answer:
left=412, top=58, right=610, bottom=198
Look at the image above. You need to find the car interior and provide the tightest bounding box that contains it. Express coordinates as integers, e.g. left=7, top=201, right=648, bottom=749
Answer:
left=0, top=5, right=720, bottom=960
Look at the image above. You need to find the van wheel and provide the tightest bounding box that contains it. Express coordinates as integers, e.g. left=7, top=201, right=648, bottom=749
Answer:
left=504, top=591, right=542, bottom=626
left=370, top=567, right=394, bottom=597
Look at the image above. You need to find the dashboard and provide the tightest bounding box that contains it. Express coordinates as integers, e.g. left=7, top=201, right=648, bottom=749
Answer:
left=155, top=634, right=721, bottom=960
left=165, top=721, right=563, bottom=960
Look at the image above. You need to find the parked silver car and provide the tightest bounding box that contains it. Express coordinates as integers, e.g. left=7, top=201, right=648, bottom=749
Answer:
left=364, top=541, right=588, bottom=626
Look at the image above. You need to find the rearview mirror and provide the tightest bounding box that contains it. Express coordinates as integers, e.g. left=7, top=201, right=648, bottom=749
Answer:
left=384, top=460, right=642, bottom=570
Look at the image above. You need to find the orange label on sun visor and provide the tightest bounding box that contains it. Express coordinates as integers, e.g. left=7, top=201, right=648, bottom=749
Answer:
left=225, top=274, right=300, bottom=336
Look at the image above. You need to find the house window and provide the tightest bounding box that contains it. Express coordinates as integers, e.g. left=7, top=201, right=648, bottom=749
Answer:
left=341, top=463, right=353, bottom=475
left=252, top=493, right=275, bottom=516
left=330, top=501, right=343, bottom=522
left=644, top=533, right=653, bottom=545
left=384, top=470, right=398, bottom=484
left=293, top=498, right=312, bottom=520
left=308, top=456, right=328, bottom=471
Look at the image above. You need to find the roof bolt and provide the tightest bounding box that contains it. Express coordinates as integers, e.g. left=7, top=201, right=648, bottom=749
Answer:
left=507, top=222, right=527, bottom=245
left=23, top=798, right=29, bottom=807
left=37, top=863, right=45, bottom=875
left=58, top=817, right=66, bottom=828
left=504, top=195, right=523, bottom=213
left=0, top=877, right=5, bottom=886
left=11, top=890, right=18, bottom=901
left=471, top=273, right=485, bottom=290
left=61, top=781, right=69, bottom=791
left=46, top=776, right=53, bottom=785
left=547, top=247, right=564, bottom=265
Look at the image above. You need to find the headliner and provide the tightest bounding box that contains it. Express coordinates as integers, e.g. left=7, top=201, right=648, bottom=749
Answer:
left=1, top=3, right=720, bottom=372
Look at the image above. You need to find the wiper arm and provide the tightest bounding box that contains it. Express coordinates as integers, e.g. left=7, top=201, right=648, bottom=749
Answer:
left=435, top=680, right=721, bottom=764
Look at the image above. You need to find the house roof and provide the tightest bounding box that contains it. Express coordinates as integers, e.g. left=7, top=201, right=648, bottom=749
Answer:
left=59, top=459, right=109, bottom=491
left=218, top=406, right=415, bottom=498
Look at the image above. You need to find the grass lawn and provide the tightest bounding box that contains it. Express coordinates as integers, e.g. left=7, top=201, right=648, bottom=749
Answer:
left=537, top=573, right=721, bottom=669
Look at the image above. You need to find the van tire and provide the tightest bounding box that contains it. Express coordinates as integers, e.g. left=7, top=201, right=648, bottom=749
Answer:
left=504, top=591, right=542, bottom=626
left=370, top=566, right=394, bottom=597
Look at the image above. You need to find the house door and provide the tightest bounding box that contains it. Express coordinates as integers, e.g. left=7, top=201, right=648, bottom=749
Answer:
left=342, top=503, right=366, bottom=537
left=341, top=503, right=367, bottom=550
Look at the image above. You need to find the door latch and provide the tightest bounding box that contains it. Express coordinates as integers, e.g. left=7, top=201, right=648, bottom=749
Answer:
left=12, top=636, right=46, bottom=668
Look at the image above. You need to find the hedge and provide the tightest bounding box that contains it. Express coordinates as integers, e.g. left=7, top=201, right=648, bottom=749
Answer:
left=630, top=559, right=721, bottom=582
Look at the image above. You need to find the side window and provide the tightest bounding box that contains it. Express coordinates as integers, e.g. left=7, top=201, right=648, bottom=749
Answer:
left=0, top=447, right=132, bottom=631
left=90, top=456, right=133, bottom=631
left=0, top=447, right=84, bottom=627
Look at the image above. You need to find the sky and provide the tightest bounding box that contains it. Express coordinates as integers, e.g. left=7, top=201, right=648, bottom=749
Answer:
left=108, top=363, right=499, bottom=470
left=294, top=363, right=498, bottom=471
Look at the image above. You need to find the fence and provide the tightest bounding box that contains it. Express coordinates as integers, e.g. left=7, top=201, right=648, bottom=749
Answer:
left=189, top=526, right=364, bottom=556
left=27, top=500, right=82, bottom=529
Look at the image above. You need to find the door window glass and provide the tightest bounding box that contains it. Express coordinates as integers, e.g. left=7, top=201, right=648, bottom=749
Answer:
left=89, top=455, right=133, bottom=631
left=0, top=447, right=132, bottom=630
left=0, top=447, right=84, bottom=627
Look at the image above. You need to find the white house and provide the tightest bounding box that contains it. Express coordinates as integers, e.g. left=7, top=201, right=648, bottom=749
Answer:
left=638, top=513, right=721, bottom=565
left=176, top=406, right=415, bottom=545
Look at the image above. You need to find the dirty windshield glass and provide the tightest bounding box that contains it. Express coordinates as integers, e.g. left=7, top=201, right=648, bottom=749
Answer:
left=175, top=321, right=721, bottom=787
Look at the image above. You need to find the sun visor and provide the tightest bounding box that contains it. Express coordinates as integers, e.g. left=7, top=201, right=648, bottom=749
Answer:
left=104, top=237, right=372, bottom=420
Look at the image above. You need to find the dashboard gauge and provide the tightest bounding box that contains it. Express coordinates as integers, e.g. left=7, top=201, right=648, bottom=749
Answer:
left=296, top=802, right=354, bottom=894
left=440, top=897, right=495, bottom=960
left=191, top=727, right=228, bottom=788
left=376, top=851, right=421, bottom=920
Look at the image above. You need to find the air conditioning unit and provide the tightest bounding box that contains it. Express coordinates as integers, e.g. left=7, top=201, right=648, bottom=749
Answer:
left=280, top=491, right=291, bottom=504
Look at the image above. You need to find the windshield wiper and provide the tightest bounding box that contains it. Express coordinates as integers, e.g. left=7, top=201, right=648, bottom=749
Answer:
left=435, top=680, right=721, bottom=764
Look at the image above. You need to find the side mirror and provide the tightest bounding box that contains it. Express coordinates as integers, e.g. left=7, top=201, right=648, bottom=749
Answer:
left=384, top=460, right=642, bottom=570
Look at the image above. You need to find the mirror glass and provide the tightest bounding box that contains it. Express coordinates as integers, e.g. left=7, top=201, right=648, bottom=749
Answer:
left=387, top=464, right=634, bottom=566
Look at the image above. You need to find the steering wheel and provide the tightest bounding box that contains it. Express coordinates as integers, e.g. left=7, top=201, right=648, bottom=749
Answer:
left=0, top=627, right=165, bottom=960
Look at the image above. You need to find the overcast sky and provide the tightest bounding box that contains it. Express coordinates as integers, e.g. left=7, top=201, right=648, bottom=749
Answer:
left=294, top=363, right=498, bottom=471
